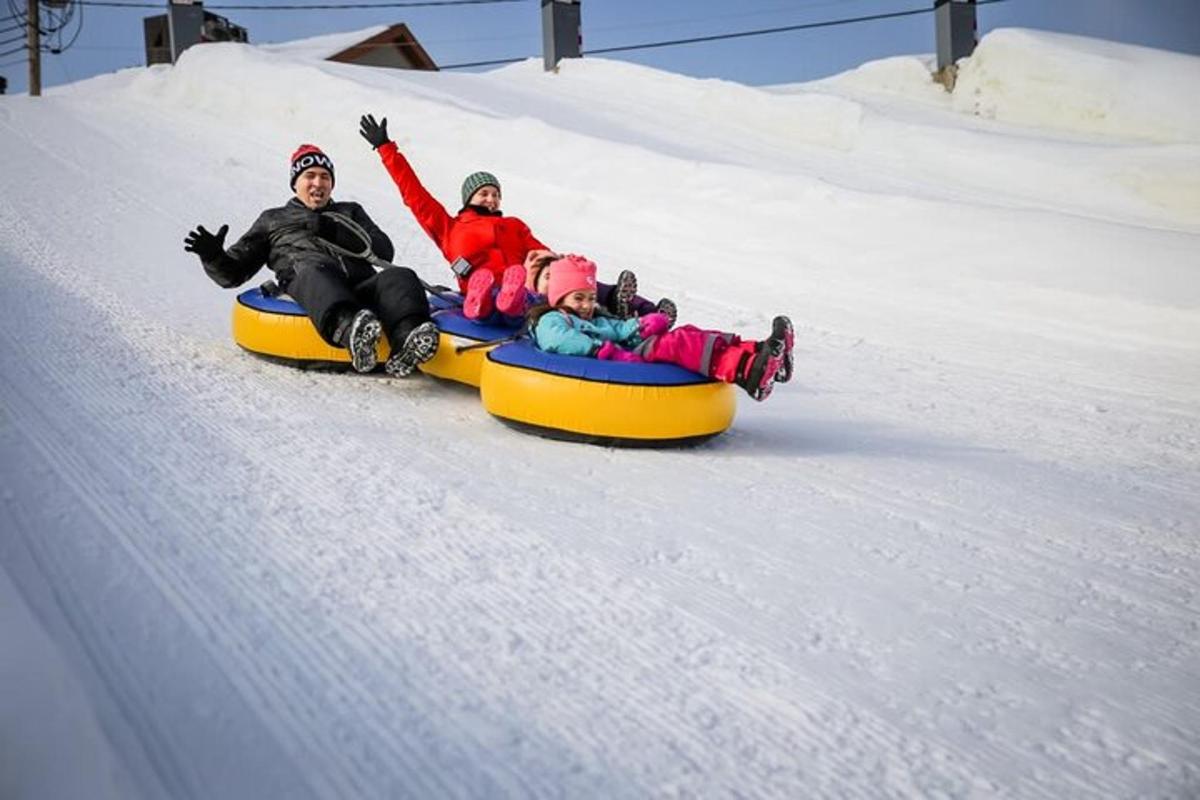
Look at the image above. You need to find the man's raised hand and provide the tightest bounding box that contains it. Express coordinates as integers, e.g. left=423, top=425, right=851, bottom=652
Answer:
left=183, top=224, right=228, bottom=261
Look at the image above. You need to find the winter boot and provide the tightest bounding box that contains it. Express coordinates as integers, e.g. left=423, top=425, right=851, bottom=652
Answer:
left=463, top=269, right=495, bottom=320
left=772, top=315, right=795, bottom=384
left=344, top=309, right=382, bottom=373
left=741, top=315, right=792, bottom=400
left=385, top=321, right=440, bottom=377
left=609, top=269, right=638, bottom=319
left=715, top=319, right=788, bottom=401
left=655, top=297, right=678, bottom=327
left=495, top=264, right=528, bottom=317
left=738, top=343, right=784, bottom=401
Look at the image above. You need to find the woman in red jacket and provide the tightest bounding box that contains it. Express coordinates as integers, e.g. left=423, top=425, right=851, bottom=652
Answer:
left=360, top=113, right=674, bottom=323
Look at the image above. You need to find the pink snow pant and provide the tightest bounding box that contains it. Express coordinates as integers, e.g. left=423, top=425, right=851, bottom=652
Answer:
left=634, top=325, right=740, bottom=378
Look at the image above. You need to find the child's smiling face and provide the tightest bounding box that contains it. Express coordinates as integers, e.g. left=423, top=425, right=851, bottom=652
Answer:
left=560, top=289, right=597, bottom=320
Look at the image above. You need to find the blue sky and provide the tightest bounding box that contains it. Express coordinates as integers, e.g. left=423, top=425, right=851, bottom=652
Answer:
left=3, top=0, right=1199, bottom=95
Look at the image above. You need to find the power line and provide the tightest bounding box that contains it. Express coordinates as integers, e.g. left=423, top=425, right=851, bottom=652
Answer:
left=586, top=2, right=1004, bottom=57
left=0, top=43, right=25, bottom=58
left=587, top=0, right=859, bottom=37
left=441, top=0, right=1005, bottom=70
left=439, top=54, right=524, bottom=69
left=76, top=0, right=528, bottom=8
left=36, top=42, right=140, bottom=50
left=47, top=0, right=84, bottom=53
left=5, top=0, right=1004, bottom=78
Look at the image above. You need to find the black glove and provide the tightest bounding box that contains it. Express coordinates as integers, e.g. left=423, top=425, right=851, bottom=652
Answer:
left=359, top=114, right=390, bottom=150
left=183, top=224, right=228, bottom=261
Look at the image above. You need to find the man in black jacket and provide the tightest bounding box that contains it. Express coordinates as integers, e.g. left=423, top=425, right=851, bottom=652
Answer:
left=184, top=144, right=439, bottom=376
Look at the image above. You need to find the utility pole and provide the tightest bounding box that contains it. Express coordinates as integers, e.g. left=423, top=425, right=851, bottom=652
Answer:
left=934, top=0, right=977, bottom=90
left=27, top=0, right=40, bottom=96
left=542, top=0, right=581, bottom=72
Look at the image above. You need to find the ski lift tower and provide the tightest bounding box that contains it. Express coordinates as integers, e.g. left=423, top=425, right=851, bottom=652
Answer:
left=934, top=0, right=977, bottom=89
left=143, top=0, right=248, bottom=66
left=542, top=0, right=581, bottom=72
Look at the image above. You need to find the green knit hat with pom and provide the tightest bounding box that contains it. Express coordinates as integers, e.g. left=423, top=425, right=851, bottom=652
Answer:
left=461, top=171, right=501, bottom=206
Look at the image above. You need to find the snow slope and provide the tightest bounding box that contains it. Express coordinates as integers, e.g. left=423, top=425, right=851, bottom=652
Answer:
left=1, top=27, right=1198, bottom=798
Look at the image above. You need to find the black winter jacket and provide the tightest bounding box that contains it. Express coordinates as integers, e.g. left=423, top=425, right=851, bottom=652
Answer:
left=201, top=197, right=395, bottom=289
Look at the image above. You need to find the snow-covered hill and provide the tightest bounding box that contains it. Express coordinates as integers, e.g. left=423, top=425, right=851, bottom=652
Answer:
left=1, top=27, right=1197, bottom=799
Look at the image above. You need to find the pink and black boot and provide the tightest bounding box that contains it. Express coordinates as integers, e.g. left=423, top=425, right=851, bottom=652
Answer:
left=774, top=316, right=795, bottom=383
left=710, top=316, right=790, bottom=401
left=494, top=264, right=528, bottom=317
left=463, top=269, right=495, bottom=320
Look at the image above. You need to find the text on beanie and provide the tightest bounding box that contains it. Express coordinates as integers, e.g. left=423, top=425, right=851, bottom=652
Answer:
left=290, top=144, right=335, bottom=189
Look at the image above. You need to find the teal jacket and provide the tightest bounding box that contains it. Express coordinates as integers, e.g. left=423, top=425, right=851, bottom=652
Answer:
left=532, top=310, right=641, bottom=356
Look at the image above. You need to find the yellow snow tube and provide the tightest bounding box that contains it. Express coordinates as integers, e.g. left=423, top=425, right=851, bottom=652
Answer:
left=479, top=341, right=735, bottom=447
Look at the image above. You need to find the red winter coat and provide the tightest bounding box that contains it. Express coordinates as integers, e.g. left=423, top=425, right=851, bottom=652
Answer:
left=376, top=141, right=549, bottom=290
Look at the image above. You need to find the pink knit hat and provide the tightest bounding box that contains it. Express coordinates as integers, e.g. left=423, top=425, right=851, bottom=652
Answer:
left=546, top=254, right=597, bottom=307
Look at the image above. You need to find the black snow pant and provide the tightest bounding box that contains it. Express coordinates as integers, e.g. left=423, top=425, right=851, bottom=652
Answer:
left=595, top=282, right=657, bottom=316
left=286, top=262, right=431, bottom=349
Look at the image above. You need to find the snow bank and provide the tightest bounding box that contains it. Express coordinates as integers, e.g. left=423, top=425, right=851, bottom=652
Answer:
left=953, top=28, right=1200, bottom=142
left=808, top=28, right=1200, bottom=144
left=540, top=56, right=867, bottom=152
left=800, top=54, right=949, bottom=106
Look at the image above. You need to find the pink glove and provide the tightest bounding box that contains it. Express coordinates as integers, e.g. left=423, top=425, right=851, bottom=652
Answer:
left=596, top=341, right=644, bottom=363
left=637, top=312, right=671, bottom=338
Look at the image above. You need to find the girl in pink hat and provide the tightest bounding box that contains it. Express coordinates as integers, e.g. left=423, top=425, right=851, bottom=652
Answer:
left=529, top=255, right=794, bottom=401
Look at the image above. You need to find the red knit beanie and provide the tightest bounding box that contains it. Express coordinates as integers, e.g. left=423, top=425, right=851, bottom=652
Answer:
left=290, top=144, right=335, bottom=189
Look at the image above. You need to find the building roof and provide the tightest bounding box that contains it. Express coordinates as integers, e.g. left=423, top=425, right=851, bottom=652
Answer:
left=327, top=24, right=438, bottom=71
